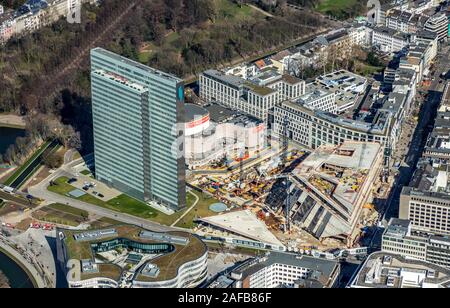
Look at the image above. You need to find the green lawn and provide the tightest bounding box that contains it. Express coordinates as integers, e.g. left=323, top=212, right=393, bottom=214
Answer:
left=32, top=203, right=89, bottom=227
left=46, top=177, right=221, bottom=228
left=48, top=177, right=157, bottom=218
left=175, top=190, right=220, bottom=229
left=215, top=0, right=253, bottom=20
left=105, top=194, right=159, bottom=219
left=48, top=176, right=76, bottom=195
left=89, top=217, right=123, bottom=229
left=47, top=177, right=195, bottom=225
left=316, top=0, right=359, bottom=18
left=47, top=203, right=89, bottom=217
left=138, top=51, right=152, bottom=63
left=80, top=170, right=91, bottom=176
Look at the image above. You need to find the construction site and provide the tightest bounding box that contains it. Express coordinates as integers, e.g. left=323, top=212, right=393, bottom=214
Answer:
left=188, top=139, right=387, bottom=252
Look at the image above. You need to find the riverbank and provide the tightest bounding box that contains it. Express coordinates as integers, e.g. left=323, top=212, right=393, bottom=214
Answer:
left=0, top=243, right=40, bottom=288
left=0, top=114, right=26, bottom=129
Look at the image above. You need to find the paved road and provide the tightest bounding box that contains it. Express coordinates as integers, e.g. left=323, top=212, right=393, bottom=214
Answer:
left=367, top=46, right=450, bottom=250
left=28, top=159, right=175, bottom=232
left=171, top=190, right=199, bottom=227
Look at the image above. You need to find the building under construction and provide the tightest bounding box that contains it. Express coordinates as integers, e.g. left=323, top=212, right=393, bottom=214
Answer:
left=266, top=141, right=384, bottom=246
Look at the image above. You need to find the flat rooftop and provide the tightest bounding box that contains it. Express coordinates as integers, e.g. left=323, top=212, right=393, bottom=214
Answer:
left=185, top=104, right=209, bottom=123
left=350, top=252, right=450, bottom=288
left=233, top=252, right=339, bottom=282
left=281, top=101, right=391, bottom=135
left=298, top=84, right=334, bottom=106
left=384, top=218, right=410, bottom=238
left=91, top=48, right=182, bottom=84
left=203, top=69, right=245, bottom=90
left=93, top=70, right=147, bottom=93
left=441, top=82, right=450, bottom=110
left=298, top=142, right=382, bottom=171
left=60, top=225, right=207, bottom=283
left=313, top=70, right=367, bottom=111
left=245, top=81, right=276, bottom=96
left=198, top=210, right=284, bottom=247
left=315, top=70, right=367, bottom=92
left=204, top=103, right=263, bottom=126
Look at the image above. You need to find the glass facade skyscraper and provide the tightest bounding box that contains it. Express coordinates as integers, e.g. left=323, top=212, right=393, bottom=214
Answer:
left=90, top=48, right=186, bottom=210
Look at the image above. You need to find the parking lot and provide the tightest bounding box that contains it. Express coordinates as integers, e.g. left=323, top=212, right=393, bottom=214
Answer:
left=66, top=174, right=122, bottom=202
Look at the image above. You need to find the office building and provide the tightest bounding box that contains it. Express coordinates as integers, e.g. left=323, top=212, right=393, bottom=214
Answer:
left=297, top=84, right=337, bottom=114
left=273, top=100, right=396, bottom=156
left=371, top=26, right=410, bottom=53
left=91, top=48, right=186, bottom=210
left=349, top=252, right=450, bottom=288
left=199, top=68, right=305, bottom=122
left=400, top=167, right=450, bottom=236
left=56, top=225, right=208, bottom=288
left=382, top=218, right=450, bottom=269
left=311, top=70, right=368, bottom=113
left=400, top=83, right=450, bottom=234
left=425, top=12, right=449, bottom=41
left=424, top=83, right=450, bottom=161
left=230, top=252, right=340, bottom=288
left=184, top=103, right=266, bottom=169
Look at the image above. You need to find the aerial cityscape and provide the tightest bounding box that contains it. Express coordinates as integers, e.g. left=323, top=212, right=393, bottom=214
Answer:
left=0, top=0, right=449, bottom=293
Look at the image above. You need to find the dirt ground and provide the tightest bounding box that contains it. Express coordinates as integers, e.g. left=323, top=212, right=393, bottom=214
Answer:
left=0, top=203, right=26, bottom=217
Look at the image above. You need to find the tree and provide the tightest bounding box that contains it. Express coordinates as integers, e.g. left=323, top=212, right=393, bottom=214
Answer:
left=43, top=152, right=63, bottom=169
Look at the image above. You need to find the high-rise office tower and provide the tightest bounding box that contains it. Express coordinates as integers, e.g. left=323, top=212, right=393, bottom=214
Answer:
left=90, top=48, right=186, bottom=210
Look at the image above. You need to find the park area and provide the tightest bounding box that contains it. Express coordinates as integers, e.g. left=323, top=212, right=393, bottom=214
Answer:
left=137, top=0, right=261, bottom=67
left=47, top=177, right=220, bottom=228
left=316, top=0, right=364, bottom=19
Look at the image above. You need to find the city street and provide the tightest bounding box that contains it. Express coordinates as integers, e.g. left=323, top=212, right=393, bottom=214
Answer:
left=383, top=46, right=450, bottom=221
left=368, top=46, right=450, bottom=250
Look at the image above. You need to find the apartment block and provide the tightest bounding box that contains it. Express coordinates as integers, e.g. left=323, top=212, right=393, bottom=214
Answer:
left=372, top=26, right=410, bottom=53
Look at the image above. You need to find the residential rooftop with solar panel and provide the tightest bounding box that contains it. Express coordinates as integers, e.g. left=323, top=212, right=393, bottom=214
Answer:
left=56, top=225, right=208, bottom=288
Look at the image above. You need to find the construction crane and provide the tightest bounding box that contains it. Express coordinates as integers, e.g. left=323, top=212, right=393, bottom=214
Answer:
left=282, top=116, right=290, bottom=168
left=240, top=151, right=245, bottom=183
left=282, top=116, right=291, bottom=232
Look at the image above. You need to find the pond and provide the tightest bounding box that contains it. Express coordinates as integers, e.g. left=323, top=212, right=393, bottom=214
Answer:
left=0, top=127, right=26, bottom=155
